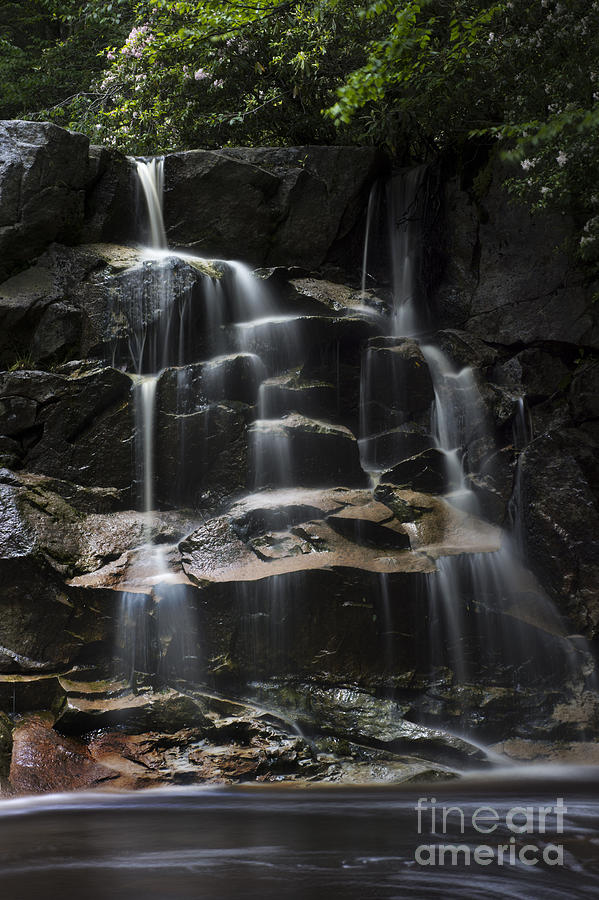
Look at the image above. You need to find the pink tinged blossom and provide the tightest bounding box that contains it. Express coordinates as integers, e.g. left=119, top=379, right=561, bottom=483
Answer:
left=107, top=50, right=116, bottom=60
left=556, top=150, right=568, bottom=167
left=194, top=68, right=209, bottom=81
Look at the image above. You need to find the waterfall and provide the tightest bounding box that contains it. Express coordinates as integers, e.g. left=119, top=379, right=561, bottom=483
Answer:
left=421, top=343, right=487, bottom=514
left=115, top=159, right=195, bottom=684
left=139, top=375, right=157, bottom=515
left=359, top=167, right=594, bottom=718
left=388, top=167, right=426, bottom=337
left=135, top=157, right=167, bottom=249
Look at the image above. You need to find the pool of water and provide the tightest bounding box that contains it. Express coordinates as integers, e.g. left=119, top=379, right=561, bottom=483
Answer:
left=1, top=767, right=598, bottom=899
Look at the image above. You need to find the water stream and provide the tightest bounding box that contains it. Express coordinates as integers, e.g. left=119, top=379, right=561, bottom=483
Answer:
left=358, top=166, right=595, bottom=706
left=118, top=156, right=595, bottom=742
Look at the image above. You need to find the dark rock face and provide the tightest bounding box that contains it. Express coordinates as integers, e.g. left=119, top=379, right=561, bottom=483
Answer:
left=360, top=424, right=432, bottom=469
left=361, top=338, right=434, bottom=434
left=518, top=433, right=599, bottom=635
left=248, top=414, right=367, bottom=488
left=437, top=164, right=599, bottom=348
left=0, top=121, right=89, bottom=281
left=163, top=147, right=386, bottom=268
left=380, top=448, right=447, bottom=494
left=82, top=146, right=136, bottom=244
left=156, top=401, right=249, bottom=507
left=0, top=366, right=134, bottom=491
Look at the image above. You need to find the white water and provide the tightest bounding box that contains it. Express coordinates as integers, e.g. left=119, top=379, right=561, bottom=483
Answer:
left=421, top=342, right=487, bottom=513
left=357, top=167, right=596, bottom=715
left=135, top=157, right=167, bottom=249
left=140, top=375, right=157, bottom=514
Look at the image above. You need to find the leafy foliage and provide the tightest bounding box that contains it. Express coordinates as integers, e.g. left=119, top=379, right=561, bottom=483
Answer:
left=326, top=0, right=599, bottom=268
left=84, top=0, right=371, bottom=153
left=0, top=1, right=136, bottom=124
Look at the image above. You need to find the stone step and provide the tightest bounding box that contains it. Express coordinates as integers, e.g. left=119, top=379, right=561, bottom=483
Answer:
left=248, top=414, right=367, bottom=489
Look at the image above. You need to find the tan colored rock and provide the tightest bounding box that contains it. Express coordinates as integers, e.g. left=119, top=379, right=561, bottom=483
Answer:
left=9, top=718, right=116, bottom=794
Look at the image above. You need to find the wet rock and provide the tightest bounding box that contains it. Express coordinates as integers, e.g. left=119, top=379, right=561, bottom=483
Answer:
left=227, top=487, right=350, bottom=539
left=198, top=569, right=428, bottom=688
left=163, top=146, right=385, bottom=269
left=437, top=165, right=599, bottom=347
left=361, top=338, right=434, bottom=433
left=30, top=301, right=82, bottom=364
left=56, top=688, right=211, bottom=735
left=518, top=433, right=599, bottom=635
left=156, top=401, right=249, bottom=507
left=0, top=243, right=225, bottom=368
left=326, top=502, right=410, bottom=550
left=157, top=353, right=264, bottom=412
left=82, top=146, right=136, bottom=243
left=232, top=314, right=378, bottom=376
left=0, top=366, right=134, bottom=492
left=0, top=121, right=89, bottom=281
left=569, top=357, right=599, bottom=424
left=380, top=448, right=447, bottom=493
left=0, top=675, right=66, bottom=717
left=0, top=712, right=12, bottom=779
left=435, top=329, right=498, bottom=370
left=258, top=373, right=338, bottom=421
left=248, top=414, right=366, bottom=488
left=250, top=683, right=487, bottom=767
left=9, top=717, right=116, bottom=794
left=287, top=276, right=386, bottom=317
left=0, top=437, right=20, bottom=468
left=491, top=738, right=599, bottom=765
left=360, top=424, right=433, bottom=469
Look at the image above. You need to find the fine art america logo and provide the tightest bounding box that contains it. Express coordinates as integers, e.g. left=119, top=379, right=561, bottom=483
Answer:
left=414, top=797, right=566, bottom=866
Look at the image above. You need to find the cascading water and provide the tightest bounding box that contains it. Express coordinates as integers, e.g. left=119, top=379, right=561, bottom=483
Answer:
left=421, top=342, right=488, bottom=514
left=135, top=156, right=167, bottom=250
left=115, top=158, right=313, bottom=684
left=114, top=158, right=199, bottom=683
left=388, top=167, right=427, bottom=337
left=359, top=166, right=595, bottom=730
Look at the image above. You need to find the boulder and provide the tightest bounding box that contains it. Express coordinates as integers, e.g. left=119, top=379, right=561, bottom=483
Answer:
left=82, top=146, right=136, bottom=243
left=248, top=414, right=366, bottom=488
left=0, top=366, right=134, bottom=491
left=381, top=448, right=447, bottom=494
left=156, top=401, right=249, bottom=507
left=9, top=718, right=116, bottom=793
left=0, top=121, right=89, bottom=281
left=163, top=146, right=385, bottom=269
left=361, top=337, right=434, bottom=434
left=518, top=433, right=599, bottom=636
left=0, top=243, right=226, bottom=369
